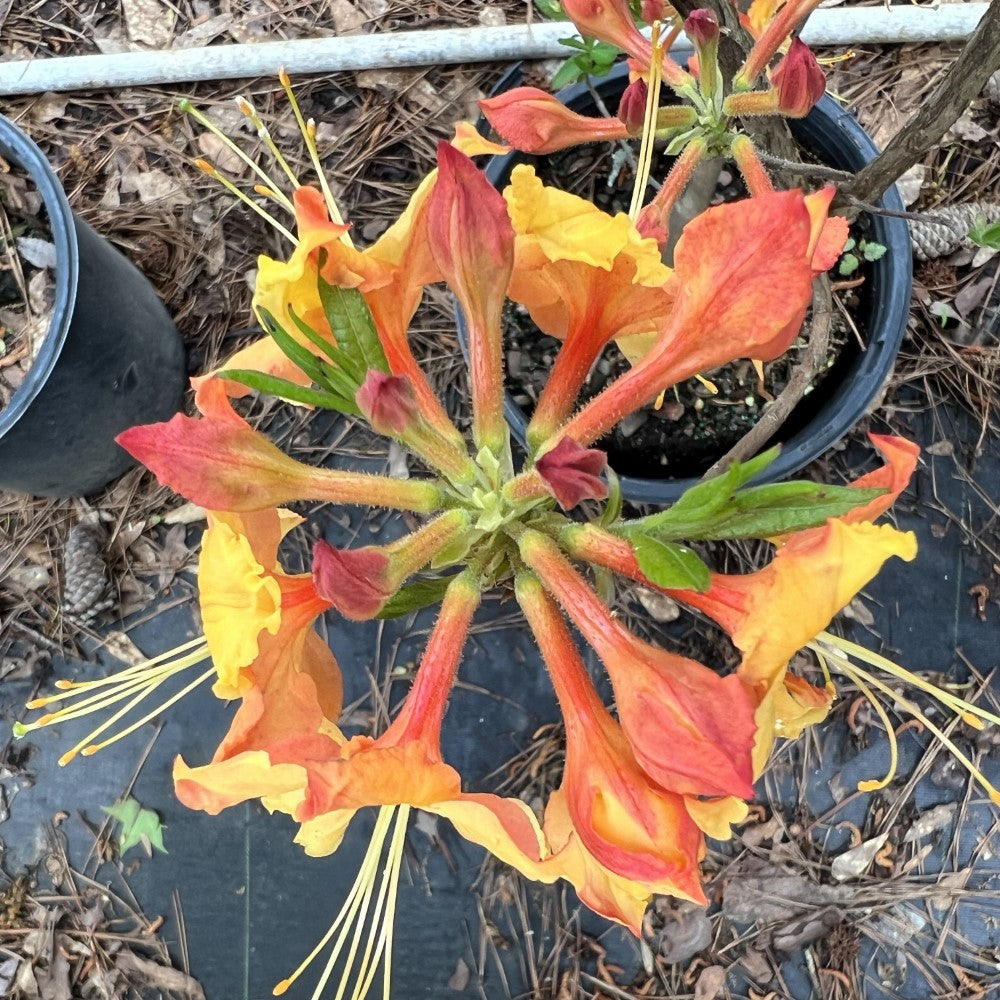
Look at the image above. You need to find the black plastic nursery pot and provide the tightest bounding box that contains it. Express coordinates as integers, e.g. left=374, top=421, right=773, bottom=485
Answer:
left=471, top=62, right=912, bottom=504
left=0, top=114, right=186, bottom=497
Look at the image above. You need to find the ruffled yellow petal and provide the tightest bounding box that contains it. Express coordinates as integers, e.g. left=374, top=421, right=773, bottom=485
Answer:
left=504, top=164, right=668, bottom=283
left=200, top=515, right=282, bottom=697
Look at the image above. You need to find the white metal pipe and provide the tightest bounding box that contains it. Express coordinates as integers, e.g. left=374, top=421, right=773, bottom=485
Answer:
left=0, top=5, right=991, bottom=97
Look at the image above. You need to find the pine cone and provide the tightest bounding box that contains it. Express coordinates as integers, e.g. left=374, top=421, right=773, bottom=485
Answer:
left=910, top=202, right=1000, bottom=261
left=62, top=524, right=114, bottom=624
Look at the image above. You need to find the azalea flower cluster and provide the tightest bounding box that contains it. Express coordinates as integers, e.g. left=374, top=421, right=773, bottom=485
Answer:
left=481, top=0, right=833, bottom=241
left=16, top=8, right=1000, bottom=999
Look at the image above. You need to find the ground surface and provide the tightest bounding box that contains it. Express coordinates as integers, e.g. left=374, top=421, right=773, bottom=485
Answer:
left=2, top=1, right=1000, bottom=998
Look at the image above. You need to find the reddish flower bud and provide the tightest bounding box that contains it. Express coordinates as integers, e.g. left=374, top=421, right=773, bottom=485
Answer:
left=356, top=371, right=418, bottom=436
left=536, top=438, right=609, bottom=511
left=683, top=8, right=718, bottom=49
left=641, top=0, right=665, bottom=22
left=771, top=39, right=826, bottom=118
left=312, top=540, right=393, bottom=621
left=616, top=79, right=648, bottom=134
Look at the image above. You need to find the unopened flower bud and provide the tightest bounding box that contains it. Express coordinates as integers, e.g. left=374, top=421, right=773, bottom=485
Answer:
left=771, top=39, right=826, bottom=118
left=312, top=540, right=394, bottom=620
left=617, top=79, right=649, bottom=134
left=536, top=437, right=609, bottom=511
left=683, top=8, right=718, bottom=49
left=641, top=0, right=666, bottom=22
left=356, top=371, right=418, bottom=436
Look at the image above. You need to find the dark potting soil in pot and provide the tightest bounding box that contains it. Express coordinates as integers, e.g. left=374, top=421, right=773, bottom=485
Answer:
left=502, top=143, right=868, bottom=481
left=0, top=164, right=56, bottom=412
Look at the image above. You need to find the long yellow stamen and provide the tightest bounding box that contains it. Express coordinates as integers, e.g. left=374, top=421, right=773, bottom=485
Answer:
left=278, top=69, right=353, bottom=247
left=81, top=668, right=215, bottom=758
left=274, top=805, right=409, bottom=1000
left=828, top=656, right=900, bottom=792
left=194, top=159, right=297, bottom=244
left=814, top=641, right=1000, bottom=805
left=349, top=806, right=408, bottom=1000
left=15, top=639, right=213, bottom=765
left=818, top=631, right=999, bottom=729
left=178, top=98, right=296, bottom=214
left=629, top=21, right=665, bottom=222
left=236, top=95, right=302, bottom=193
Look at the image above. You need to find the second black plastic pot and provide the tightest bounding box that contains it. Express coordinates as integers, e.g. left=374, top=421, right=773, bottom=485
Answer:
left=465, top=62, right=912, bottom=504
left=0, top=114, right=186, bottom=497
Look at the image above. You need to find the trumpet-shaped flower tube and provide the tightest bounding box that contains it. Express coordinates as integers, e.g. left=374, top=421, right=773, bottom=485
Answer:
left=427, top=143, right=514, bottom=453
left=516, top=573, right=706, bottom=901
left=479, top=88, right=632, bottom=154
left=503, top=165, right=674, bottom=440
left=117, top=379, right=442, bottom=514
left=563, top=436, right=920, bottom=773
left=545, top=189, right=816, bottom=453
left=519, top=533, right=757, bottom=799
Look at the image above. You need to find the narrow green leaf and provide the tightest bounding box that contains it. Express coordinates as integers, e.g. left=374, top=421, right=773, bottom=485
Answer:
left=700, top=484, right=888, bottom=540
left=551, top=59, right=585, bottom=89
left=258, top=308, right=328, bottom=385
left=377, top=576, right=453, bottom=619
left=630, top=534, right=711, bottom=592
left=600, top=467, right=623, bottom=527
left=316, top=264, right=390, bottom=378
left=285, top=305, right=347, bottom=367
left=534, top=0, right=569, bottom=19
left=219, top=369, right=357, bottom=412
left=624, top=447, right=780, bottom=537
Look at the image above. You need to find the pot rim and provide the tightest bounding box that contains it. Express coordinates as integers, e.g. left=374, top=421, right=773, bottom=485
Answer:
left=474, top=60, right=913, bottom=504
left=0, top=113, right=79, bottom=436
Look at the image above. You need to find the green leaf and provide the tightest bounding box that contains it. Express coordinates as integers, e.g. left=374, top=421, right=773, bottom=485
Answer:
left=551, top=59, right=585, bottom=89
left=969, top=218, right=1000, bottom=250
left=258, top=308, right=330, bottom=386
left=103, top=797, right=167, bottom=856
left=534, top=0, right=569, bottom=18
left=556, top=35, right=587, bottom=51
left=620, top=451, right=886, bottom=543
left=600, top=467, right=623, bottom=527
left=650, top=447, right=780, bottom=525
left=838, top=253, right=860, bottom=277
left=218, top=369, right=357, bottom=412
left=630, top=534, right=711, bottom=591
left=861, top=240, right=887, bottom=262
left=316, top=266, right=390, bottom=379
left=842, top=236, right=856, bottom=253
left=692, top=483, right=887, bottom=540
left=377, top=576, right=453, bottom=619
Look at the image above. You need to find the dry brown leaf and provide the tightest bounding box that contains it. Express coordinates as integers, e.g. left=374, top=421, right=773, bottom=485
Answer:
left=29, top=92, right=67, bottom=124
left=197, top=132, right=245, bottom=176
left=447, top=957, right=470, bottom=991
left=332, top=0, right=366, bottom=35
left=120, top=168, right=191, bottom=207
left=694, top=965, right=727, bottom=1000
left=123, top=0, right=175, bottom=47
left=830, top=834, right=888, bottom=882
left=101, top=631, right=148, bottom=667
